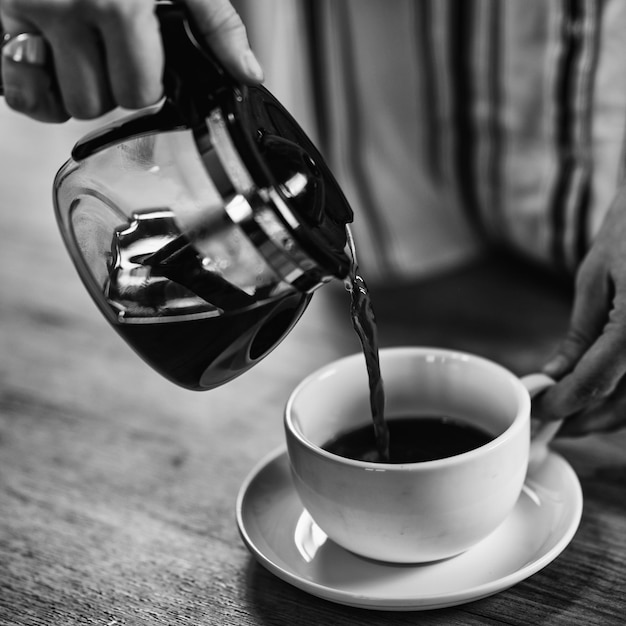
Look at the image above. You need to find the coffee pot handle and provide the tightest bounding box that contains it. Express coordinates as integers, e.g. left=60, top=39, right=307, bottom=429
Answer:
left=154, top=0, right=234, bottom=125
left=70, top=0, right=234, bottom=160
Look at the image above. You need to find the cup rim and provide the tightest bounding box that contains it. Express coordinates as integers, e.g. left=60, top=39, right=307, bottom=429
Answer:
left=284, top=346, right=531, bottom=470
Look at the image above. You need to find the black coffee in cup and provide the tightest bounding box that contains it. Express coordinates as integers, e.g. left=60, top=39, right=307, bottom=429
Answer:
left=323, top=416, right=493, bottom=463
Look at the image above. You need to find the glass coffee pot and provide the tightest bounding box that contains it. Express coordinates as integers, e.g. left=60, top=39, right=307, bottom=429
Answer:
left=53, top=0, right=353, bottom=390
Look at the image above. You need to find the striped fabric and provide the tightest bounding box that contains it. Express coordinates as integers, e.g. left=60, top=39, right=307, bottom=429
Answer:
left=238, top=0, right=626, bottom=283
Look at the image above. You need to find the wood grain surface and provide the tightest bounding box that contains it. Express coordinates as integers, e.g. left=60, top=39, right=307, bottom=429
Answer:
left=1, top=101, right=625, bottom=625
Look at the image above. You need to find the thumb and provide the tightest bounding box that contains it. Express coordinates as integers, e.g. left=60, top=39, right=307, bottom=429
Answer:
left=542, top=350, right=571, bottom=380
left=543, top=263, right=611, bottom=381
left=184, top=0, right=264, bottom=83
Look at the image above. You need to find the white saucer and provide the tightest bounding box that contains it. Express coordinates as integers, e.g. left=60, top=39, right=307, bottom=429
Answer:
left=236, top=447, right=583, bottom=611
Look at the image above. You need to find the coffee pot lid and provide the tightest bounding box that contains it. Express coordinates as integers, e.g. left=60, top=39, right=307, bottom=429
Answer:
left=71, top=0, right=353, bottom=291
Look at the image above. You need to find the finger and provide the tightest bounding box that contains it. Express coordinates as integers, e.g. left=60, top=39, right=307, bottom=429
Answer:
left=1, top=20, right=68, bottom=121
left=184, top=0, right=264, bottom=83
left=535, top=290, right=626, bottom=421
left=558, top=374, right=626, bottom=436
left=542, top=258, right=612, bottom=381
left=48, top=27, right=115, bottom=119
left=559, top=406, right=624, bottom=437
left=1, top=57, right=69, bottom=121
left=1, top=61, right=68, bottom=122
left=97, top=2, right=163, bottom=109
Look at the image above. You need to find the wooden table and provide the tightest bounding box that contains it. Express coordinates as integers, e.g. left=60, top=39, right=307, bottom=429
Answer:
left=1, top=102, right=625, bottom=625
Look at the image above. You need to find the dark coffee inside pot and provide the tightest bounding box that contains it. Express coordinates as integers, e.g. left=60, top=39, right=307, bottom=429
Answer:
left=323, top=416, right=493, bottom=464
left=104, top=208, right=310, bottom=390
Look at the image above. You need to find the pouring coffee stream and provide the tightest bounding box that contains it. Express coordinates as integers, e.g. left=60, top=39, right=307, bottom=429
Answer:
left=344, top=228, right=390, bottom=462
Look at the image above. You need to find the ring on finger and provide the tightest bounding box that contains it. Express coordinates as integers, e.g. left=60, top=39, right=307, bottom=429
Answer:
left=2, top=33, right=48, bottom=66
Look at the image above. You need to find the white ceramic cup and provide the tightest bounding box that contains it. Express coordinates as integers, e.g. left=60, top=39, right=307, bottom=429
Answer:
left=284, top=347, right=559, bottom=564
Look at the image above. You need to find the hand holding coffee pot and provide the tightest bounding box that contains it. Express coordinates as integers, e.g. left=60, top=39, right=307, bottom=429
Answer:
left=0, top=0, right=262, bottom=121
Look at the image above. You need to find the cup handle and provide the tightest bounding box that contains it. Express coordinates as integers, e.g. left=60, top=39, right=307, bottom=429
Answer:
left=520, top=373, right=563, bottom=472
